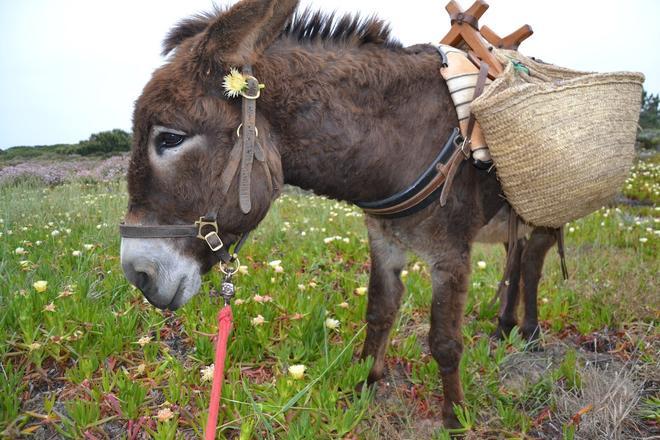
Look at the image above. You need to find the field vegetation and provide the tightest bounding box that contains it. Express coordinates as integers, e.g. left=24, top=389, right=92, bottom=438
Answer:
left=0, top=130, right=131, bottom=164
left=0, top=155, right=658, bottom=439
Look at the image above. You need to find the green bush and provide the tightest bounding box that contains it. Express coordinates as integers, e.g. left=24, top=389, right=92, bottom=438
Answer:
left=74, top=129, right=131, bottom=156
left=638, top=129, right=660, bottom=150
left=0, top=129, right=132, bottom=162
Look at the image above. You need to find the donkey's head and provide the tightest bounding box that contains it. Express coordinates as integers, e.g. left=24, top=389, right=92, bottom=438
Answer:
left=121, top=0, right=297, bottom=310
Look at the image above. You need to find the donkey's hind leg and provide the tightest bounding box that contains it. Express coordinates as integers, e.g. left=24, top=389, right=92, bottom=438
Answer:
left=493, top=238, right=525, bottom=340
left=520, top=228, right=556, bottom=341
left=427, top=247, right=470, bottom=429
left=361, top=219, right=408, bottom=384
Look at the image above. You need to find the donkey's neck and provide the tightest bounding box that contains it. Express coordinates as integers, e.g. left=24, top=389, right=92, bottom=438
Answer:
left=256, top=44, right=458, bottom=202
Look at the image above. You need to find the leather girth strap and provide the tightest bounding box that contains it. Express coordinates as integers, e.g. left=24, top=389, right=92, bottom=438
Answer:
left=356, top=128, right=460, bottom=218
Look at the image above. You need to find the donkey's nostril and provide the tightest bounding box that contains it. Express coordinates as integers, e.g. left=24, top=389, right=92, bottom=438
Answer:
left=135, top=271, right=151, bottom=292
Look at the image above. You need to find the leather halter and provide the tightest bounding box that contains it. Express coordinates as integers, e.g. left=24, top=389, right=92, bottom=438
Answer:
left=357, top=60, right=490, bottom=218
left=119, top=66, right=265, bottom=265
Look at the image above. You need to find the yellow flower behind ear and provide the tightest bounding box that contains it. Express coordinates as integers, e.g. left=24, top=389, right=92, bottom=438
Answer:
left=223, top=68, right=247, bottom=98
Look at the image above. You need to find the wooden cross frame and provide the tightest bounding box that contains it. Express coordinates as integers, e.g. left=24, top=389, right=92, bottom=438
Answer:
left=480, top=24, right=533, bottom=50
left=440, top=0, right=534, bottom=76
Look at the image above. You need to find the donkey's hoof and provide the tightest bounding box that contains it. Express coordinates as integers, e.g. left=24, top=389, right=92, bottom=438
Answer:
left=354, top=378, right=376, bottom=395
left=521, top=325, right=541, bottom=341
left=491, top=321, right=516, bottom=340
left=442, top=412, right=464, bottom=434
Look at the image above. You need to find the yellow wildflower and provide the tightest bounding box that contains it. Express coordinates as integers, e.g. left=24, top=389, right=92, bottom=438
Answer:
left=223, top=68, right=248, bottom=98
left=33, top=280, right=48, bottom=292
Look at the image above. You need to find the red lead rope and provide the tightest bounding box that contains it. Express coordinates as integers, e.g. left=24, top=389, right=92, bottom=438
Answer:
left=204, top=305, right=233, bottom=440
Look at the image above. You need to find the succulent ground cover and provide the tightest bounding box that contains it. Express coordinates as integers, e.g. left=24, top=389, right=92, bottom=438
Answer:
left=0, top=156, right=658, bottom=439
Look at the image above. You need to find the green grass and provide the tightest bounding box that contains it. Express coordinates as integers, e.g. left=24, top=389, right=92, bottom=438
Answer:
left=0, top=157, right=658, bottom=438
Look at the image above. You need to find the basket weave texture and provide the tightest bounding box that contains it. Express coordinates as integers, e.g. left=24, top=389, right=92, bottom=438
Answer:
left=471, top=49, right=644, bottom=227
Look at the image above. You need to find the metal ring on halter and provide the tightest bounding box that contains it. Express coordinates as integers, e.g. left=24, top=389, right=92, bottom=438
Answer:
left=219, top=258, right=241, bottom=276
left=240, top=76, right=261, bottom=99
left=236, top=124, right=259, bottom=138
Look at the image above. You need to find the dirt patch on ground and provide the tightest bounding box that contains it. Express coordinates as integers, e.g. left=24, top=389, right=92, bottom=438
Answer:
left=358, top=317, right=659, bottom=439
left=356, top=361, right=443, bottom=439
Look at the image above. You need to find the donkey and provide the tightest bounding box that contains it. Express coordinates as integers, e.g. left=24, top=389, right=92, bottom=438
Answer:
left=120, top=0, right=544, bottom=428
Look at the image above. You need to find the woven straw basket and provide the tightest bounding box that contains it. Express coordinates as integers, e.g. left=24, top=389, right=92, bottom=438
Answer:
left=471, top=49, right=644, bottom=228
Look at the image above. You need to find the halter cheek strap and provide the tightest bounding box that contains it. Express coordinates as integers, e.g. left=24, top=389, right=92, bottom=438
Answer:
left=219, top=65, right=279, bottom=213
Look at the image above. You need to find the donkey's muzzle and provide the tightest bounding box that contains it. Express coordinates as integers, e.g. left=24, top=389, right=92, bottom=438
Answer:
left=121, top=259, right=169, bottom=308
left=120, top=237, right=203, bottom=310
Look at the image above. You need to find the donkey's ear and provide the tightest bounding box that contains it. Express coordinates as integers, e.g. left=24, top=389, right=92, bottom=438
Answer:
left=198, top=0, right=298, bottom=68
left=162, top=9, right=218, bottom=56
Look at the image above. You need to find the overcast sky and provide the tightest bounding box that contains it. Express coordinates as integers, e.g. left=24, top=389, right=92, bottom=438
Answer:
left=0, top=0, right=658, bottom=149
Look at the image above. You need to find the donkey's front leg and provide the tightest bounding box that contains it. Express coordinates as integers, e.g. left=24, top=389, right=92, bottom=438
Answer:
left=428, top=251, right=470, bottom=430
left=361, top=219, right=407, bottom=384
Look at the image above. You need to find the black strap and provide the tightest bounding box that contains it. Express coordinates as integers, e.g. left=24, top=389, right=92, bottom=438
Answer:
left=354, top=128, right=460, bottom=218
left=119, top=224, right=198, bottom=239
left=556, top=227, right=569, bottom=280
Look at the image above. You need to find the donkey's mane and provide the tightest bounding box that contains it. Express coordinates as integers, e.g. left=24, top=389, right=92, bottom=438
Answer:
left=162, top=6, right=401, bottom=56
left=283, top=8, right=401, bottom=49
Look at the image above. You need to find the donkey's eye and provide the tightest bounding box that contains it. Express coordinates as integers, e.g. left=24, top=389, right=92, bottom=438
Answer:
left=156, top=132, right=186, bottom=151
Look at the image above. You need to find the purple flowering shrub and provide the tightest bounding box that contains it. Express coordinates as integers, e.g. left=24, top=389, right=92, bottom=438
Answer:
left=0, top=154, right=129, bottom=186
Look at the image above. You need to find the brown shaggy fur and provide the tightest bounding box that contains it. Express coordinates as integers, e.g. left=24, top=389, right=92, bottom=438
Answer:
left=124, top=0, right=527, bottom=429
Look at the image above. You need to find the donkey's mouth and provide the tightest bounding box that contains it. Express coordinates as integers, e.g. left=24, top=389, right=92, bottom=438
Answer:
left=163, top=276, right=187, bottom=310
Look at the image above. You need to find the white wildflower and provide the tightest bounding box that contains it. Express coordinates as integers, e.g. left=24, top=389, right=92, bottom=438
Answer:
left=137, top=336, right=152, bottom=347
left=288, top=364, right=306, bottom=380
left=201, top=364, right=215, bottom=382
left=325, top=317, right=340, bottom=330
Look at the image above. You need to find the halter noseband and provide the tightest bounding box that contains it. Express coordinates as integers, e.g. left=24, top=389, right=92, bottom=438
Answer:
left=119, top=66, right=267, bottom=265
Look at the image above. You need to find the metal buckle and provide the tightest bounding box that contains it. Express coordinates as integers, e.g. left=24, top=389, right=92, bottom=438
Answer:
left=195, top=217, right=219, bottom=240
left=195, top=217, right=224, bottom=252
left=454, top=135, right=471, bottom=158
left=204, top=231, right=224, bottom=252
